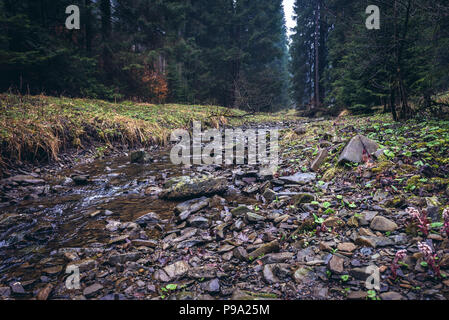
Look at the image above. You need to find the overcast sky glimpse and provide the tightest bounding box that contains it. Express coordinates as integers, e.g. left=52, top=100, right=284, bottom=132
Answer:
left=283, top=0, right=295, bottom=39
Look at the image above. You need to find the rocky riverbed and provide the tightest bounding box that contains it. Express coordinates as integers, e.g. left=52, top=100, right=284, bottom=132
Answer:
left=1, top=117, right=449, bottom=300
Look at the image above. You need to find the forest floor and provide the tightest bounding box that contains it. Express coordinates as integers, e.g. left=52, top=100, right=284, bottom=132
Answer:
left=1, top=95, right=449, bottom=300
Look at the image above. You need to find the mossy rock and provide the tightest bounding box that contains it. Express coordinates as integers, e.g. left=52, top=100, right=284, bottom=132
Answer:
left=430, top=177, right=449, bottom=188
left=231, top=206, right=252, bottom=217
left=385, top=196, right=406, bottom=208
left=322, top=167, right=338, bottom=182
left=398, top=164, right=416, bottom=174
left=292, top=193, right=316, bottom=205
left=407, top=196, right=426, bottom=208
left=406, top=175, right=422, bottom=188
left=371, top=161, right=393, bottom=174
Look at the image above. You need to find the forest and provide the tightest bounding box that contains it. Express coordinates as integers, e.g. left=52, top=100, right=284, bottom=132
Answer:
left=1, top=0, right=449, bottom=304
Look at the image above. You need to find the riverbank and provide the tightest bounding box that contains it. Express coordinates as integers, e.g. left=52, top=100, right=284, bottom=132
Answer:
left=0, top=94, right=300, bottom=176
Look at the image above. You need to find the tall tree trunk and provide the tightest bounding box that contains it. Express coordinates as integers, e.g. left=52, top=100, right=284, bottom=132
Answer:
left=313, top=0, right=321, bottom=109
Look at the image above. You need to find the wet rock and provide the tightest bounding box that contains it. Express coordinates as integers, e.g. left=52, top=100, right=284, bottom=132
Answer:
left=106, top=220, right=122, bottom=232
left=247, top=240, right=280, bottom=261
left=260, top=252, right=294, bottom=264
left=246, top=212, right=265, bottom=223
left=153, top=269, right=171, bottom=282
left=135, top=212, right=160, bottom=226
left=131, top=150, right=152, bottom=163
left=108, top=235, right=130, bottom=245
left=188, top=266, right=217, bottom=280
left=67, top=259, right=97, bottom=273
left=350, top=267, right=372, bottom=281
left=188, top=216, right=210, bottom=229
left=380, top=292, right=405, bottom=300
left=201, top=279, right=220, bottom=293
left=233, top=247, right=249, bottom=261
left=310, top=149, right=329, bottom=172
left=292, top=193, right=315, bottom=205
left=163, top=260, right=190, bottom=280
left=338, top=135, right=379, bottom=164
left=175, top=197, right=209, bottom=216
left=10, top=282, right=26, bottom=295
left=357, top=211, right=378, bottom=226
left=347, top=291, right=367, bottom=300
left=231, top=206, right=251, bottom=217
left=324, top=217, right=345, bottom=228
left=263, top=264, right=280, bottom=284
left=83, top=283, right=104, bottom=298
left=370, top=216, right=398, bottom=232
left=161, top=176, right=227, bottom=200
left=262, top=188, right=276, bottom=202
left=279, top=172, right=316, bottom=185
left=108, top=252, right=141, bottom=266
left=337, top=242, right=357, bottom=253
left=355, top=236, right=376, bottom=248
left=131, top=239, right=157, bottom=248
left=293, top=267, right=314, bottom=284
left=328, top=255, right=345, bottom=274
left=72, top=175, right=89, bottom=186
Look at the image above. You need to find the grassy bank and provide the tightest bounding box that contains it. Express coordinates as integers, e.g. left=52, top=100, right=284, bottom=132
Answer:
left=0, top=94, right=299, bottom=168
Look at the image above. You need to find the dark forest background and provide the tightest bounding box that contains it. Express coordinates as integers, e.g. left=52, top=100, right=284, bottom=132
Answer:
left=1, top=1, right=449, bottom=118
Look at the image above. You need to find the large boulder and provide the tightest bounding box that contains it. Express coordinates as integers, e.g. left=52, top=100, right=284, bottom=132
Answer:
left=338, top=135, right=379, bottom=164
left=160, top=176, right=227, bottom=200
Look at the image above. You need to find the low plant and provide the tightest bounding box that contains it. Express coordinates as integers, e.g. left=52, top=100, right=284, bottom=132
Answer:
left=406, top=207, right=430, bottom=237
left=390, top=249, right=407, bottom=279
left=418, top=242, right=441, bottom=277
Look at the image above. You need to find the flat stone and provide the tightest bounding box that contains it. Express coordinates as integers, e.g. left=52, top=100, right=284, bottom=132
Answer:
left=231, top=206, right=252, bottom=217
left=337, top=242, right=357, bottom=253
left=67, top=259, right=97, bottom=273
left=263, top=264, right=279, bottom=284
left=370, top=216, right=398, bottom=232
left=233, top=247, right=248, bottom=261
left=188, top=266, right=217, bottom=280
left=163, top=260, right=190, bottom=280
left=355, top=236, right=376, bottom=248
left=135, top=212, right=160, bottom=226
left=83, top=283, right=103, bottom=298
left=188, top=216, right=210, bottom=228
left=380, top=292, right=405, bottom=300
left=248, top=240, right=279, bottom=261
left=293, top=267, right=315, bottom=284
left=347, top=291, right=367, bottom=300
left=201, top=279, right=220, bottom=293
left=262, top=189, right=277, bottom=201
left=279, top=172, right=317, bottom=185
left=160, top=176, right=227, bottom=200
left=10, top=282, right=26, bottom=295
left=328, top=255, right=345, bottom=274
left=246, top=212, right=265, bottom=223
left=324, top=217, right=345, bottom=228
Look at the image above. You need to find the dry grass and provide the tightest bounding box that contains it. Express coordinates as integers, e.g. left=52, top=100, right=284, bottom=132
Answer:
left=0, top=94, right=300, bottom=168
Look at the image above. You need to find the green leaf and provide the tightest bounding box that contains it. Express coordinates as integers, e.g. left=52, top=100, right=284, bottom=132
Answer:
left=166, top=284, right=178, bottom=291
